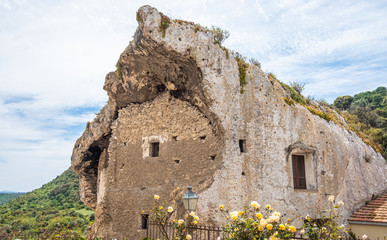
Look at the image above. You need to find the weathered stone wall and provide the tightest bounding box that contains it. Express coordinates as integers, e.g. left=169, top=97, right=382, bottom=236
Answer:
left=71, top=5, right=386, bottom=239
left=94, top=93, right=222, bottom=238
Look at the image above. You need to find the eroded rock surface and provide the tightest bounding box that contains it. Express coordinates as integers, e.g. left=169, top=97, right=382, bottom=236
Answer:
left=72, top=5, right=386, bottom=239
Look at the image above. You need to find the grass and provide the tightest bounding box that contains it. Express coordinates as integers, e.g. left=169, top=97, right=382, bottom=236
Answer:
left=76, top=209, right=94, bottom=217
left=234, top=52, right=248, bottom=94
left=271, top=73, right=384, bottom=155
left=158, top=14, right=171, bottom=38
left=136, top=12, right=143, bottom=23
left=116, top=62, right=123, bottom=80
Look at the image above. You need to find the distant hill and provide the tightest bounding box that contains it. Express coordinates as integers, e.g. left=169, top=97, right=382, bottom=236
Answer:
left=0, top=193, right=25, bottom=205
left=334, top=86, right=387, bottom=159
left=0, top=168, right=93, bottom=237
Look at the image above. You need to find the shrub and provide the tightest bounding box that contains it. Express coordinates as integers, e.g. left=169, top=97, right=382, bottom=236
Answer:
left=289, top=80, right=305, bottom=94
left=233, top=52, right=248, bottom=93
left=249, top=58, right=261, bottom=68
left=302, top=195, right=347, bottom=240
left=220, top=202, right=296, bottom=239
left=211, top=26, right=230, bottom=46
left=159, top=14, right=171, bottom=38
left=147, top=193, right=199, bottom=240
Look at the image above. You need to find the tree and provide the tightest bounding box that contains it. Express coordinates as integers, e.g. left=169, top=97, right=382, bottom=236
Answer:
left=333, top=95, right=353, bottom=110
left=289, top=80, right=305, bottom=94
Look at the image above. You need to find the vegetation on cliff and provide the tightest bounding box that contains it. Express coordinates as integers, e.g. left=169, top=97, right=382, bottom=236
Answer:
left=269, top=72, right=386, bottom=159
left=0, top=168, right=93, bottom=236
left=333, top=86, right=387, bottom=159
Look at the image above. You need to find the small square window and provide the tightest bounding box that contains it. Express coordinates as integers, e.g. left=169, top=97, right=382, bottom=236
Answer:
left=239, top=139, right=247, bottom=153
left=150, top=142, right=159, bottom=157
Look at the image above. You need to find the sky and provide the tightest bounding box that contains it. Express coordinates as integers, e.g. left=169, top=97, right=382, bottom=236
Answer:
left=0, top=0, right=386, bottom=192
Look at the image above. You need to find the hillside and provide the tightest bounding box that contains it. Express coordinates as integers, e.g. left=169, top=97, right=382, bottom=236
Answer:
left=334, top=86, right=387, bottom=159
left=0, top=193, right=25, bottom=205
left=0, top=168, right=93, bottom=237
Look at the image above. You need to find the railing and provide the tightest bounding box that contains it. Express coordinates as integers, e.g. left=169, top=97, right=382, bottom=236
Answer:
left=147, top=221, right=227, bottom=240
left=146, top=222, right=376, bottom=240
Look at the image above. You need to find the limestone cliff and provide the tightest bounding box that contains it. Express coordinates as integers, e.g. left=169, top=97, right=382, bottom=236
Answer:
left=71, top=5, right=386, bottom=239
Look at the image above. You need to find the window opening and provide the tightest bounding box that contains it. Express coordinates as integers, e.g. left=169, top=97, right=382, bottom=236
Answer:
left=239, top=139, right=247, bottom=153
left=200, top=136, right=206, bottom=140
left=174, top=159, right=180, bottom=163
left=150, top=142, right=159, bottom=157
left=210, top=155, right=216, bottom=160
left=292, top=155, right=306, bottom=189
left=141, top=214, right=149, bottom=229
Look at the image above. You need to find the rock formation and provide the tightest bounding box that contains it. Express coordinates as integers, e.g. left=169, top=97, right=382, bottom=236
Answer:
left=71, top=5, right=386, bottom=239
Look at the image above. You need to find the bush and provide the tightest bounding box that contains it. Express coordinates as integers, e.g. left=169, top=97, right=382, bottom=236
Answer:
left=289, top=81, right=305, bottom=94
left=303, top=196, right=347, bottom=240
left=249, top=58, right=261, bottom=68
left=211, top=26, right=230, bottom=45
left=220, top=202, right=296, bottom=239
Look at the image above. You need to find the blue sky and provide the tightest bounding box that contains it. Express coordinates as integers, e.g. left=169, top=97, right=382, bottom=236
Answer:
left=0, top=0, right=386, bottom=192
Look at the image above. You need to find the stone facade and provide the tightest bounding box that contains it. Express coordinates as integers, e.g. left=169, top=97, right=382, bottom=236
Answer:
left=71, top=5, right=387, bottom=239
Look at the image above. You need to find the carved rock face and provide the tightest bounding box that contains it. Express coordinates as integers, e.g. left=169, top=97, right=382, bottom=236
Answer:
left=71, top=5, right=386, bottom=239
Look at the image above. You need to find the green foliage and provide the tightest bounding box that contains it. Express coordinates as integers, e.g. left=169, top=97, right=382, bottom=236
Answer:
left=158, top=14, right=171, bottom=38
left=283, top=97, right=295, bottom=106
left=303, top=196, right=347, bottom=240
left=269, top=73, right=306, bottom=105
left=0, top=168, right=93, bottom=237
left=233, top=52, right=248, bottom=94
left=306, top=106, right=332, bottom=122
left=148, top=192, right=199, bottom=240
left=210, top=26, right=230, bottom=46
left=0, top=193, right=25, bottom=205
left=221, top=203, right=296, bottom=240
left=136, top=12, right=143, bottom=23
left=289, top=80, right=305, bottom=94
left=334, top=86, right=387, bottom=159
left=116, top=62, right=123, bottom=80
left=333, top=95, right=353, bottom=110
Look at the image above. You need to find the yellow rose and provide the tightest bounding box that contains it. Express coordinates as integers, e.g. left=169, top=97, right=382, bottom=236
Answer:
left=230, top=211, right=239, bottom=221
left=251, top=201, right=260, bottom=209
left=178, top=219, right=184, bottom=226
left=194, top=215, right=199, bottom=221
left=238, top=211, right=244, bottom=216
left=279, top=224, right=285, bottom=230
left=256, top=213, right=263, bottom=220
left=190, top=211, right=195, bottom=216
left=267, top=224, right=273, bottom=230
left=265, top=204, right=273, bottom=210
left=219, top=205, right=224, bottom=211
left=193, top=220, right=198, bottom=225
left=186, top=234, right=192, bottom=240
left=168, top=206, right=173, bottom=213
left=328, top=195, right=335, bottom=203
left=234, top=228, right=239, bottom=231
left=260, top=219, right=267, bottom=227
left=258, top=226, right=263, bottom=231
left=289, top=226, right=296, bottom=233
left=273, top=211, right=281, bottom=217
left=159, top=206, right=163, bottom=210
left=154, top=195, right=160, bottom=200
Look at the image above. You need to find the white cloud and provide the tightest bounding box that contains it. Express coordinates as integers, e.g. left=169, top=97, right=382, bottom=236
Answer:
left=0, top=0, right=386, bottom=191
